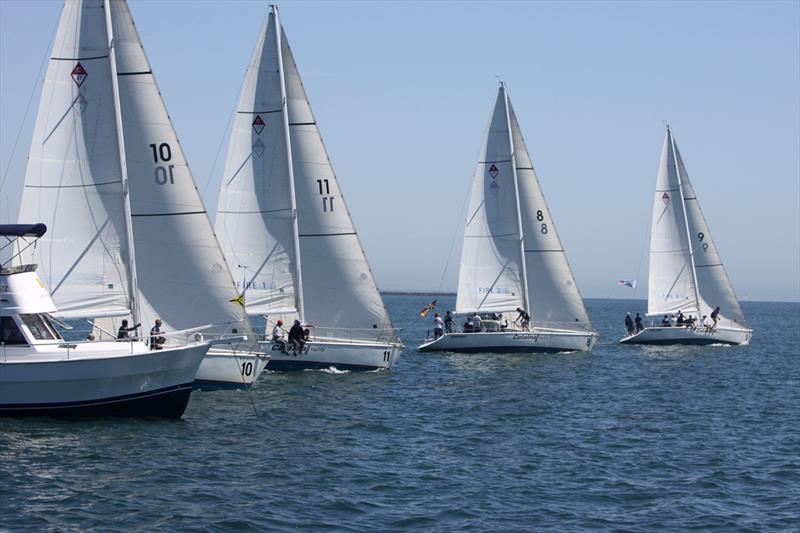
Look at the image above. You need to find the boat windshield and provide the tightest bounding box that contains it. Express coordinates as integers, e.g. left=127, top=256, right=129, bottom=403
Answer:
left=20, top=314, right=62, bottom=341
left=1, top=316, right=28, bottom=345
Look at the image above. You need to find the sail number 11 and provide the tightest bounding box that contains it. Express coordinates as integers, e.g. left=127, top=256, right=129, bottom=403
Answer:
left=149, top=143, right=175, bottom=185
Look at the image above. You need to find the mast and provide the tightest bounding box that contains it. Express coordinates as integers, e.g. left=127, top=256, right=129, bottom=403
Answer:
left=501, top=82, right=530, bottom=315
left=273, top=4, right=305, bottom=322
left=668, top=126, right=702, bottom=313
left=104, top=0, right=141, bottom=327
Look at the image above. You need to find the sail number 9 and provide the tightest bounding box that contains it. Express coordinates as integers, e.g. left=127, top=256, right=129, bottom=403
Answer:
left=697, top=232, right=709, bottom=252
left=149, top=143, right=175, bottom=185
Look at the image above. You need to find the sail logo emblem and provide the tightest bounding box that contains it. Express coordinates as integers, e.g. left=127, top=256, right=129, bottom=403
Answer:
left=252, top=115, right=265, bottom=135
left=71, top=63, right=87, bottom=87
left=489, top=181, right=499, bottom=195
left=252, top=137, right=265, bottom=158
left=662, top=192, right=670, bottom=205
left=488, top=164, right=499, bottom=179
left=74, top=92, right=88, bottom=115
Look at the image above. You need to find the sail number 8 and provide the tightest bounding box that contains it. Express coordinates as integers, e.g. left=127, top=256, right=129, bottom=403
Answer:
left=537, top=210, right=548, bottom=234
left=149, top=143, right=175, bottom=185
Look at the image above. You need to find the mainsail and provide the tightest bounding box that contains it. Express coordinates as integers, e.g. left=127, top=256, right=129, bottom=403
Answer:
left=18, top=0, right=132, bottom=319
left=674, top=133, right=747, bottom=326
left=647, top=128, right=699, bottom=316
left=509, top=100, right=592, bottom=328
left=216, top=7, right=394, bottom=341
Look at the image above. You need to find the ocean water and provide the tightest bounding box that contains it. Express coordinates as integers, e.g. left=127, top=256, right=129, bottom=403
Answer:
left=1, top=296, right=798, bottom=531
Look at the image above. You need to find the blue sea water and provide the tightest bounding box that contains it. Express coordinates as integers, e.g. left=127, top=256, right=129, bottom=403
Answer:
left=1, top=296, right=798, bottom=531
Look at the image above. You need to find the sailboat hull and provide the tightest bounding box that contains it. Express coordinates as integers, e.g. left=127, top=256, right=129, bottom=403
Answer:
left=0, top=342, right=208, bottom=418
left=194, top=349, right=269, bottom=389
left=260, top=340, right=402, bottom=371
left=417, top=329, right=598, bottom=354
left=619, top=326, right=752, bottom=346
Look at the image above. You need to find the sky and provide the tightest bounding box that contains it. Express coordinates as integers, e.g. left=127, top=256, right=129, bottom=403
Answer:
left=1, top=0, right=798, bottom=302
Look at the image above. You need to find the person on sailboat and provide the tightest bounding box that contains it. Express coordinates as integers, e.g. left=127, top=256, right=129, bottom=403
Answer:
left=288, top=320, right=306, bottom=353
left=661, top=315, right=671, bottom=327
left=433, top=313, right=444, bottom=339
left=710, top=306, right=720, bottom=331
left=624, top=313, right=635, bottom=336
left=149, top=319, right=166, bottom=350
left=444, top=311, right=455, bottom=333
left=702, top=315, right=714, bottom=333
left=116, top=319, right=140, bottom=341
left=676, top=311, right=685, bottom=326
left=635, top=313, right=644, bottom=332
left=271, top=320, right=288, bottom=353
left=514, top=308, right=531, bottom=331
left=471, top=313, right=483, bottom=332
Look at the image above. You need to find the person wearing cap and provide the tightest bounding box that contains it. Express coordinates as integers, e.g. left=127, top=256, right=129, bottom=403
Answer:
left=288, top=319, right=306, bottom=353
left=272, top=320, right=288, bottom=353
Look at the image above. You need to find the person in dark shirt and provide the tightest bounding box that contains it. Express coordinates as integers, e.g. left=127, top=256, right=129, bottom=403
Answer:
left=661, top=315, right=671, bottom=327
left=288, top=320, right=306, bottom=353
left=624, top=312, right=635, bottom=336
left=710, top=306, right=720, bottom=331
left=676, top=311, right=685, bottom=326
left=634, top=313, right=644, bottom=332
left=515, top=307, right=531, bottom=331
left=149, top=318, right=166, bottom=350
left=117, top=319, right=140, bottom=341
left=444, top=311, right=455, bottom=333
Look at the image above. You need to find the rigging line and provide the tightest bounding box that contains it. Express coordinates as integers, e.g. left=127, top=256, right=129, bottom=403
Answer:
left=201, top=90, right=240, bottom=198
left=0, top=12, right=60, bottom=197
left=435, top=172, right=472, bottom=295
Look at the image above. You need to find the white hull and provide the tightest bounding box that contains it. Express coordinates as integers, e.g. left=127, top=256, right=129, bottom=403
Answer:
left=259, top=339, right=402, bottom=371
left=417, top=328, right=598, bottom=353
left=620, top=326, right=752, bottom=346
left=0, top=341, right=208, bottom=417
left=195, top=348, right=269, bottom=388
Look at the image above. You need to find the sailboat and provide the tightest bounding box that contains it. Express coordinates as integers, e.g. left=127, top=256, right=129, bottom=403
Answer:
left=16, top=0, right=268, bottom=386
left=418, top=83, right=597, bottom=353
left=215, top=6, right=403, bottom=371
left=1, top=224, right=209, bottom=417
left=620, top=126, right=752, bottom=345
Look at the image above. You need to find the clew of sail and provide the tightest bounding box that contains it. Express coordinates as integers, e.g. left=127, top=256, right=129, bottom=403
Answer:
left=674, top=138, right=747, bottom=326
left=215, top=12, right=298, bottom=318
left=108, top=0, right=251, bottom=339
left=17, top=0, right=132, bottom=320
left=508, top=100, right=592, bottom=330
left=456, top=87, right=526, bottom=314
left=647, top=129, right=699, bottom=317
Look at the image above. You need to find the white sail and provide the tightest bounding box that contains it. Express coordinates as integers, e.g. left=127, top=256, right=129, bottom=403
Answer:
left=508, top=100, right=592, bottom=328
left=647, top=129, right=699, bottom=316
left=279, top=23, right=393, bottom=340
left=215, top=13, right=298, bottom=317
left=455, top=87, right=526, bottom=314
left=108, top=0, right=248, bottom=336
left=17, top=0, right=132, bottom=319
left=674, top=139, right=747, bottom=326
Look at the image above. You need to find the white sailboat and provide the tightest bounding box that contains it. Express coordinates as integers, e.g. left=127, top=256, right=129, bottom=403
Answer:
left=16, top=0, right=267, bottom=386
left=418, top=83, right=597, bottom=354
left=215, top=6, right=402, bottom=371
left=620, top=127, right=752, bottom=345
left=1, top=224, right=209, bottom=417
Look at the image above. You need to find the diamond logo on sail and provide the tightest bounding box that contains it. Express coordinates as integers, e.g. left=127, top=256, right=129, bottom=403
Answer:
left=489, top=181, right=499, bottom=195
left=252, top=115, right=265, bottom=135
left=71, top=63, right=87, bottom=87
left=489, top=164, right=499, bottom=179
left=252, top=137, right=265, bottom=158
left=74, top=92, right=88, bottom=115
left=662, top=192, right=670, bottom=205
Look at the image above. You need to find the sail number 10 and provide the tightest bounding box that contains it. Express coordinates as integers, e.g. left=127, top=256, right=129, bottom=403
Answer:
left=149, top=143, right=175, bottom=185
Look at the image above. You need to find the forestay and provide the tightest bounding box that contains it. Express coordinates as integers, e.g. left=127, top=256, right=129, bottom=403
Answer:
left=509, top=100, right=592, bottom=328
left=674, top=137, right=747, bottom=326
left=647, top=130, right=699, bottom=316
left=456, top=87, right=525, bottom=314
left=215, top=12, right=298, bottom=317
left=18, top=0, right=132, bottom=319
left=280, top=24, right=393, bottom=340
left=108, top=0, right=249, bottom=337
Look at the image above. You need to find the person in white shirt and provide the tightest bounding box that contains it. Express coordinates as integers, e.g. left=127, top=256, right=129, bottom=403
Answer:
left=472, top=313, right=482, bottom=332
left=272, top=319, right=287, bottom=353
left=433, top=313, right=444, bottom=339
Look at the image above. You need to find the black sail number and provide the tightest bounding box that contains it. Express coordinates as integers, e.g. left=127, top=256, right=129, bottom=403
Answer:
left=317, top=178, right=334, bottom=213
left=697, top=232, right=709, bottom=252
left=149, top=143, right=175, bottom=185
